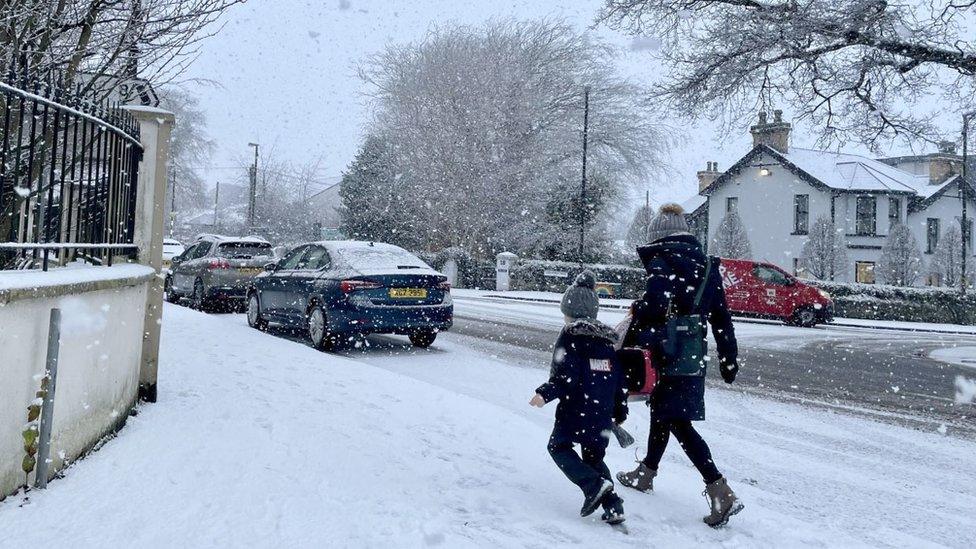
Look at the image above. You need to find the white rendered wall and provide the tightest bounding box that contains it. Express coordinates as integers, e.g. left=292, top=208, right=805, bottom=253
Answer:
left=0, top=267, right=152, bottom=497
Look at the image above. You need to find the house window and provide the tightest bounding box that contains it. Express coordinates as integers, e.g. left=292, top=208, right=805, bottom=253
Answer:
left=855, top=196, right=876, bottom=236
left=855, top=261, right=876, bottom=284
left=793, top=258, right=810, bottom=279
left=926, top=218, right=940, bottom=254
left=793, top=194, right=809, bottom=234
left=888, top=197, right=901, bottom=229
left=726, top=196, right=738, bottom=214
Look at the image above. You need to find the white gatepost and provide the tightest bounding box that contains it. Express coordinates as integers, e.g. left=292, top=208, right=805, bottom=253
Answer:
left=442, top=258, right=459, bottom=288
left=125, top=106, right=175, bottom=403
left=496, top=252, right=517, bottom=291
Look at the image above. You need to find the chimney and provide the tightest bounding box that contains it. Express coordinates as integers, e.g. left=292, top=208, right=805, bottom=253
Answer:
left=938, top=140, right=957, bottom=154
left=697, top=161, right=721, bottom=192
left=750, top=109, right=792, bottom=153
left=929, top=141, right=962, bottom=184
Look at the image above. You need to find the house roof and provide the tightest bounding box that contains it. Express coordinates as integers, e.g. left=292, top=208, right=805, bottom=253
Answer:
left=782, top=147, right=927, bottom=194
left=703, top=144, right=950, bottom=198
left=681, top=194, right=707, bottom=214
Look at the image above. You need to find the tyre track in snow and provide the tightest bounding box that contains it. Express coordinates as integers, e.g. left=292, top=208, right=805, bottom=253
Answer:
left=449, top=295, right=976, bottom=438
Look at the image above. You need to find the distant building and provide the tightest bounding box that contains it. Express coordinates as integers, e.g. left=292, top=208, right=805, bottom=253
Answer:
left=307, top=177, right=344, bottom=240
left=686, top=111, right=974, bottom=284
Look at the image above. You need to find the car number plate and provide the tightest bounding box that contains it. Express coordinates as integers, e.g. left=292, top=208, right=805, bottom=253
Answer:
left=389, top=288, right=427, bottom=299
left=238, top=268, right=262, bottom=276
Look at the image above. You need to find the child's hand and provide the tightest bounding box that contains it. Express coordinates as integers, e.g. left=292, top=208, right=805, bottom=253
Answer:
left=529, top=394, right=546, bottom=408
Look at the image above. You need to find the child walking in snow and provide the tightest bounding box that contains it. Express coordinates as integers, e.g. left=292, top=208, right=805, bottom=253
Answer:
left=530, top=271, right=629, bottom=526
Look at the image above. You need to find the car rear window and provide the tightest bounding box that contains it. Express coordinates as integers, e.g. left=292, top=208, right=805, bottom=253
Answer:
left=217, top=242, right=273, bottom=259
left=334, top=246, right=429, bottom=271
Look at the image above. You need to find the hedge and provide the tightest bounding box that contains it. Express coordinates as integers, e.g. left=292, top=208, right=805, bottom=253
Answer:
left=807, top=280, right=976, bottom=325
left=511, top=259, right=646, bottom=298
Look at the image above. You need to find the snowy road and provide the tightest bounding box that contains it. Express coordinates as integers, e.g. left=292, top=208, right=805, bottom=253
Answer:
left=1, top=304, right=973, bottom=548
left=450, top=293, right=976, bottom=437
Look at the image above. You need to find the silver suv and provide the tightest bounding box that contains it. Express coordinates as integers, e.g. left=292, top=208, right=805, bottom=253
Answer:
left=165, top=235, right=274, bottom=311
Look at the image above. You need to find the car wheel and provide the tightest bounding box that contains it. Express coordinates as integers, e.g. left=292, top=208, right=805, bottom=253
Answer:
left=192, top=279, right=211, bottom=313
left=409, top=329, right=438, bottom=348
left=164, top=276, right=180, bottom=304
left=790, top=307, right=817, bottom=328
left=307, top=304, right=338, bottom=351
left=247, top=292, right=268, bottom=331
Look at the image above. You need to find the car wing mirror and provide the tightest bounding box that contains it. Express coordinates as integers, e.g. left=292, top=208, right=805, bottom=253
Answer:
left=264, top=262, right=278, bottom=272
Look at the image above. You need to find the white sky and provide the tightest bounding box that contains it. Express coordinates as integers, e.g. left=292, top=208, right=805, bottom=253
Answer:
left=180, top=0, right=933, bottom=209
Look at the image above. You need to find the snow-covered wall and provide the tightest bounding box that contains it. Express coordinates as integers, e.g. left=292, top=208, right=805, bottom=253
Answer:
left=0, top=265, right=154, bottom=498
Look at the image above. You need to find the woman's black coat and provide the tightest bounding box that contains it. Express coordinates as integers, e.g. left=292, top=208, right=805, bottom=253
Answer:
left=626, top=234, right=738, bottom=421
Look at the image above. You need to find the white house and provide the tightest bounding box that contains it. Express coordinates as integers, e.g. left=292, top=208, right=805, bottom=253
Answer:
left=689, top=111, right=975, bottom=284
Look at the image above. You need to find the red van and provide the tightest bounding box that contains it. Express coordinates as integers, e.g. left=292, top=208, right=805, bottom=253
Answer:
left=718, top=259, right=834, bottom=327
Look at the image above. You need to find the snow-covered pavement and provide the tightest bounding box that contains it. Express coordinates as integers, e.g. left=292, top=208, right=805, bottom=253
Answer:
left=1, top=304, right=973, bottom=548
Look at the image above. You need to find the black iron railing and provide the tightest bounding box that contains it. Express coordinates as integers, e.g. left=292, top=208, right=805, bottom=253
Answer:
left=0, top=65, right=143, bottom=271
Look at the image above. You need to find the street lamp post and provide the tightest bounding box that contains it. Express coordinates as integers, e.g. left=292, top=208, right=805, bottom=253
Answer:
left=962, top=112, right=975, bottom=294
left=579, top=86, right=590, bottom=263
left=247, top=142, right=259, bottom=229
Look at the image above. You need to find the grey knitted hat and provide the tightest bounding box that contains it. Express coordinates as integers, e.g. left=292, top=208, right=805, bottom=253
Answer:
left=646, top=203, right=690, bottom=243
left=561, top=270, right=600, bottom=320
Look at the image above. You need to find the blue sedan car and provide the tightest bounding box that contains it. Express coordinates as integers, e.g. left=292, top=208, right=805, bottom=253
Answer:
left=246, top=240, right=453, bottom=350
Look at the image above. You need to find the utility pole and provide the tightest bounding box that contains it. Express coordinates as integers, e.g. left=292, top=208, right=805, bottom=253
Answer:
left=579, top=85, right=590, bottom=263
left=169, top=164, right=176, bottom=237
left=963, top=112, right=975, bottom=294
left=247, top=142, right=259, bottom=229
left=213, top=181, right=220, bottom=233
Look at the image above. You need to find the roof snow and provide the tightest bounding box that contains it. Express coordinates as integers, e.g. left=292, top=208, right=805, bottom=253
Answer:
left=681, top=194, right=707, bottom=213
left=781, top=147, right=930, bottom=194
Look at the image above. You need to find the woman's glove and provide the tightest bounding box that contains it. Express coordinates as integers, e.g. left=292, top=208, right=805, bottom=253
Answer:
left=720, top=361, right=739, bottom=384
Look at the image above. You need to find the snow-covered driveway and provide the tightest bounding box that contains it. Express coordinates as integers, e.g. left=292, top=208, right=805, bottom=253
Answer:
left=1, top=304, right=973, bottom=548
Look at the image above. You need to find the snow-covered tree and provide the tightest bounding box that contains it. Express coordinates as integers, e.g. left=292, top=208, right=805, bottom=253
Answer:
left=878, top=224, right=923, bottom=286
left=930, top=225, right=973, bottom=288
left=339, top=136, right=424, bottom=250
left=800, top=215, right=847, bottom=280
left=598, top=0, right=976, bottom=147
left=159, top=88, right=215, bottom=232
left=356, top=19, right=668, bottom=258
left=712, top=211, right=751, bottom=259
left=625, top=204, right=655, bottom=249
left=0, top=1, right=242, bottom=100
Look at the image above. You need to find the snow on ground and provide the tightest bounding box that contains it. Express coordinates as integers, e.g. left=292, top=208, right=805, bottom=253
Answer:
left=930, top=346, right=976, bottom=370
left=0, top=304, right=973, bottom=548
left=455, top=289, right=976, bottom=335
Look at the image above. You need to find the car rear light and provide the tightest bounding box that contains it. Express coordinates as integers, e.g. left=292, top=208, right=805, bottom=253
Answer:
left=438, top=281, right=451, bottom=291
left=207, top=258, right=230, bottom=269
left=340, top=279, right=382, bottom=293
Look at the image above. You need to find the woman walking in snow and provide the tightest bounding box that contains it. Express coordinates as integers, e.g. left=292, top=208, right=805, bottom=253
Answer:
left=615, top=203, right=744, bottom=528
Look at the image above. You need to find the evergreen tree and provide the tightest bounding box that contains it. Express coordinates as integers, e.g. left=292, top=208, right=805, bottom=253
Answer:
left=930, top=225, right=972, bottom=287
left=338, top=136, right=425, bottom=249
left=625, top=204, right=655, bottom=249
left=712, top=211, right=752, bottom=259
left=877, top=224, right=923, bottom=286
left=799, top=215, right=848, bottom=280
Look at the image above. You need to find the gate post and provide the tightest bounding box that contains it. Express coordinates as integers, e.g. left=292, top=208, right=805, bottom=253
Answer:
left=496, top=252, right=517, bottom=291
left=125, top=106, right=175, bottom=403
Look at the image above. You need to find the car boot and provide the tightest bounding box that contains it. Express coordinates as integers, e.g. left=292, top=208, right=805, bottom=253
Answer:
left=702, top=477, right=744, bottom=528
left=600, top=492, right=626, bottom=525
left=616, top=462, right=656, bottom=492
left=580, top=478, right=613, bottom=517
